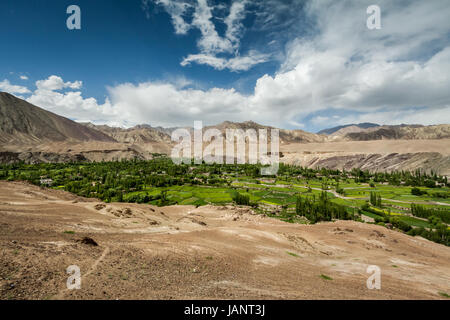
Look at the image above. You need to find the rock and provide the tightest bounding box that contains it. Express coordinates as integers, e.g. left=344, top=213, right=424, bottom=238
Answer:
left=148, top=219, right=159, bottom=225
left=77, top=237, right=98, bottom=246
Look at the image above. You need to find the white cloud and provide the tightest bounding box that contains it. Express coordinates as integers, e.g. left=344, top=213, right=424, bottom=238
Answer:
left=105, top=81, right=250, bottom=127
left=191, top=0, right=234, bottom=54
left=35, top=75, right=82, bottom=91
left=154, top=0, right=191, bottom=34
left=224, top=0, right=247, bottom=49
left=328, top=106, right=450, bottom=127
left=137, top=0, right=450, bottom=126
left=181, top=50, right=270, bottom=71
left=248, top=0, right=450, bottom=125
left=151, top=0, right=269, bottom=71
left=22, top=75, right=115, bottom=124
left=0, top=79, right=31, bottom=94
left=20, top=75, right=29, bottom=80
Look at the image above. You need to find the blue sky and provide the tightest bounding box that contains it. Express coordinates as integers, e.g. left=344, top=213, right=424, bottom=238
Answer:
left=1, top=0, right=450, bottom=131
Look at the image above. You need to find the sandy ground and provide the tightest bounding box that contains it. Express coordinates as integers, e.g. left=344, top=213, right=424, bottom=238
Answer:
left=0, top=181, right=449, bottom=300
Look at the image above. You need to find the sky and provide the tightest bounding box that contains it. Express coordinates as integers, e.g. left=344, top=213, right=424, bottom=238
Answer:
left=0, top=0, right=449, bottom=132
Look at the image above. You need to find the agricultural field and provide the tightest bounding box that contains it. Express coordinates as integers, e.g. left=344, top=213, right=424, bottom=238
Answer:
left=0, top=156, right=448, bottom=246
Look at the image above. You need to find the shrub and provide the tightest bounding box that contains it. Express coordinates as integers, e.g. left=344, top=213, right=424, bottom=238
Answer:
left=411, top=187, right=426, bottom=196
left=389, top=217, right=412, bottom=232
left=233, top=192, right=250, bottom=206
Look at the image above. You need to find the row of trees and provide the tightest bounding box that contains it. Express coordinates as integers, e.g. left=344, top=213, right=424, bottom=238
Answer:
left=408, top=216, right=449, bottom=246
left=276, top=164, right=448, bottom=187
left=411, top=204, right=450, bottom=224
left=369, top=191, right=382, bottom=207
left=295, top=192, right=355, bottom=224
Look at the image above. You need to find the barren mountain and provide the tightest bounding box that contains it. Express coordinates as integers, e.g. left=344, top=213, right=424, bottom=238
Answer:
left=82, top=123, right=172, bottom=144
left=332, top=124, right=450, bottom=141
left=318, top=123, right=379, bottom=135
left=281, top=139, right=450, bottom=175
left=0, top=92, right=115, bottom=144
left=329, top=125, right=376, bottom=137
left=205, top=121, right=326, bottom=144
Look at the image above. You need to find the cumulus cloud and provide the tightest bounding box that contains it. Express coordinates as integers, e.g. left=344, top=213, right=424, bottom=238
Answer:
left=35, top=75, right=82, bottom=91
left=0, top=79, right=31, bottom=94
left=290, top=1, right=449, bottom=118
left=137, top=0, right=450, bottom=126
left=20, top=75, right=29, bottom=80
left=105, top=82, right=251, bottom=127
left=19, top=75, right=115, bottom=124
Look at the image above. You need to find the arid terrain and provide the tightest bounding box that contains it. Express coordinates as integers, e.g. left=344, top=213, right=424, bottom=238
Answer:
left=1, top=181, right=449, bottom=300
left=280, top=139, right=450, bottom=175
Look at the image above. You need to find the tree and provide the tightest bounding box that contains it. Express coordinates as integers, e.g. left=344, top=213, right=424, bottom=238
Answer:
left=370, top=191, right=382, bottom=207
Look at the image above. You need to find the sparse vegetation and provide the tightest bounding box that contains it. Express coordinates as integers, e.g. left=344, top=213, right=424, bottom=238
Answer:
left=286, top=251, right=299, bottom=257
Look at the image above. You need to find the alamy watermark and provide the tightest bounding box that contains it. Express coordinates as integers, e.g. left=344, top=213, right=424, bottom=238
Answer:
left=65, top=5, right=381, bottom=33
left=170, top=121, right=279, bottom=175
left=66, top=265, right=81, bottom=290
left=366, top=265, right=381, bottom=290
left=367, top=5, right=381, bottom=30
left=66, top=5, right=81, bottom=30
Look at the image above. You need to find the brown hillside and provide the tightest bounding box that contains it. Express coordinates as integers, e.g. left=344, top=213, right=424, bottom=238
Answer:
left=0, top=92, right=115, bottom=144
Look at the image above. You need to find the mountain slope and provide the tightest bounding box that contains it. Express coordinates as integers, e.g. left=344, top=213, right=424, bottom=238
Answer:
left=82, top=123, right=172, bottom=144
left=318, top=123, right=379, bottom=135
left=343, top=124, right=450, bottom=141
left=0, top=92, right=115, bottom=144
left=205, top=121, right=326, bottom=144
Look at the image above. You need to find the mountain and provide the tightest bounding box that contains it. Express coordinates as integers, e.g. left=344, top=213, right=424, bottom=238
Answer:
left=81, top=120, right=450, bottom=144
left=0, top=92, right=115, bottom=144
left=342, top=124, right=450, bottom=141
left=1, top=92, right=449, bottom=174
left=205, top=121, right=326, bottom=144
left=318, top=123, right=379, bottom=135
left=81, top=123, right=172, bottom=144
